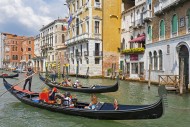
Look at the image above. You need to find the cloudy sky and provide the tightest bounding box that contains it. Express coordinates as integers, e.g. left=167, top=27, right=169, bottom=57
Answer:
left=0, top=0, right=68, bottom=36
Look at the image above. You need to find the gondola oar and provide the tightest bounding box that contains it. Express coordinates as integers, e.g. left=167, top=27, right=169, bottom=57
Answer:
left=0, top=72, right=36, bottom=97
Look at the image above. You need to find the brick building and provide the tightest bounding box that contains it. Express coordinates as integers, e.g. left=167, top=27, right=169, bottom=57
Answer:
left=144, top=0, right=190, bottom=90
left=1, top=33, right=34, bottom=70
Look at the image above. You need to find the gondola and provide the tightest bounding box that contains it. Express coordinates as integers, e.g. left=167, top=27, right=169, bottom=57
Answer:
left=3, top=78, right=166, bottom=120
left=0, top=73, right=19, bottom=78
left=39, top=73, right=118, bottom=93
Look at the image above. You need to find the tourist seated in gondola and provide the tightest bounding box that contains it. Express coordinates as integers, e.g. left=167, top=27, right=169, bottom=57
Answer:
left=66, top=78, right=72, bottom=87
left=73, top=80, right=82, bottom=88
left=113, top=99, right=119, bottom=110
left=85, top=94, right=98, bottom=110
left=63, top=92, right=74, bottom=107
left=48, top=87, right=58, bottom=103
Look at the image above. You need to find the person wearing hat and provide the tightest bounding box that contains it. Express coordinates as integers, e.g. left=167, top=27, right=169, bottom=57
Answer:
left=49, top=87, right=58, bottom=101
left=23, top=67, right=35, bottom=91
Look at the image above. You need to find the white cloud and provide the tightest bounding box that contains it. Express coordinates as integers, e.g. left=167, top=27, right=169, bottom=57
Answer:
left=0, top=0, right=67, bottom=35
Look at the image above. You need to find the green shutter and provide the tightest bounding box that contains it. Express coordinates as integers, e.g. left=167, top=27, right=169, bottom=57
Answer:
left=188, top=9, right=190, bottom=28
left=172, top=15, right=177, bottom=33
left=160, top=20, right=165, bottom=36
left=120, top=61, right=123, bottom=70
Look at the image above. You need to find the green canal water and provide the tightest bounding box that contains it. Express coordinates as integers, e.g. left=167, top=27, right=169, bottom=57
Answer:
left=0, top=72, right=190, bottom=127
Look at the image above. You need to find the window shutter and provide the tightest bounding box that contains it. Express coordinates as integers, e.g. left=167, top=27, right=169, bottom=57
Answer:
left=160, top=20, right=165, bottom=36
left=188, top=10, right=190, bottom=28
left=172, top=15, right=177, bottom=33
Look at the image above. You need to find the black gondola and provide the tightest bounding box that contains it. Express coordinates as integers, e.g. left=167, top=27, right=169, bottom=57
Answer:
left=0, top=73, right=19, bottom=78
left=39, top=73, right=118, bottom=93
left=3, top=78, right=166, bottom=120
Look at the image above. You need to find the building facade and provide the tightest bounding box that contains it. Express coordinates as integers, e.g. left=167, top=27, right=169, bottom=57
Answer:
left=144, top=0, right=190, bottom=90
left=66, top=0, right=121, bottom=77
left=1, top=33, right=34, bottom=70
left=38, top=19, right=67, bottom=72
left=120, top=0, right=146, bottom=79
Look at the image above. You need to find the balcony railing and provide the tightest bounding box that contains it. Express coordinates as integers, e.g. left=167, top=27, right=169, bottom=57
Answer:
left=154, top=0, right=180, bottom=15
left=94, top=51, right=102, bottom=57
left=142, top=10, right=152, bottom=22
left=66, top=33, right=102, bottom=45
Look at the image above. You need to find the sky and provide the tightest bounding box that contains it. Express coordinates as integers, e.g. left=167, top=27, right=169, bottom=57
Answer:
left=0, top=0, right=68, bottom=36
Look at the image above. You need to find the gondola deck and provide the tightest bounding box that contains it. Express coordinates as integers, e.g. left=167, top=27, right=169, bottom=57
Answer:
left=39, top=73, right=119, bottom=93
left=3, top=78, right=166, bottom=120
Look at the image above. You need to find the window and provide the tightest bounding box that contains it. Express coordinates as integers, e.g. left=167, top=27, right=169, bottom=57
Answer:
left=55, top=35, right=57, bottom=43
left=154, top=51, right=158, bottom=70
left=131, top=63, right=138, bottom=74
left=28, top=48, right=31, bottom=51
left=29, top=55, right=31, bottom=59
left=120, top=61, right=124, bottom=70
left=126, top=63, right=130, bottom=74
left=15, top=46, right=17, bottom=51
left=140, top=62, right=144, bottom=75
left=149, top=52, right=152, bottom=66
left=187, top=9, right=190, bottom=32
left=160, top=20, right=165, bottom=40
left=171, top=14, right=178, bottom=36
left=159, top=50, right=163, bottom=70
left=147, top=26, right=152, bottom=40
left=62, top=34, right=65, bottom=43
left=121, top=38, right=125, bottom=50
left=29, top=41, right=31, bottom=44
left=167, top=45, right=170, bottom=54
left=95, top=58, right=100, bottom=64
left=76, top=18, right=79, bottom=35
left=95, top=21, right=100, bottom=34
left=86, top=21, right=89, bottom=33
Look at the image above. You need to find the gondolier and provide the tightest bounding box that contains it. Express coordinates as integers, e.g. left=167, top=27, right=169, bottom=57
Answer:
left=23, top=67, right=35, bottom=91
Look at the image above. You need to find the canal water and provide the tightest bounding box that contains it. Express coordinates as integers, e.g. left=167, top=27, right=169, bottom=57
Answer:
left=0, top=72, right=190, bottom=127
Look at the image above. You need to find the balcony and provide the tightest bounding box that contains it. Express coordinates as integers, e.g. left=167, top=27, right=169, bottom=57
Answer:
left=94, top=51, right=102, bottom=57
left=154, top=0, right=182, bottom=15
left=142, top=10, right=152, bottom=22
left=66, top=33, right=89, bottom=45
left=84, top=51, right=89, bottom=57
left=136, top=19, right=143, bottom=27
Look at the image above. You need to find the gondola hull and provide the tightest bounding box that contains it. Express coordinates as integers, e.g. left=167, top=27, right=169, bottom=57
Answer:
left=3, top=78, right=165, bottom=120
left=0, top=73, right=19, bottom=78
left=39, top=74, right=118, bottom=93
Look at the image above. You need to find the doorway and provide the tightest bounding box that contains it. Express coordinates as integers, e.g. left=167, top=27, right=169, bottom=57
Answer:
left=179, top=45, right=189, bottom=90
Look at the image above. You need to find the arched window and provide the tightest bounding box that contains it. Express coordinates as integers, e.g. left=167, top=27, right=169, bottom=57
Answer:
left=187, top=9, right=190, bottom=32
left=148, top=26, right=152, bottom=40
left=154, top=51, right=158, bottom=70
left=171, top=14, right=178, bottom=36
left=159, top=50, right=163, bottom=70
left=149, top=52, right=152, bottom=66
left=160, top=20, right=165, bottom=40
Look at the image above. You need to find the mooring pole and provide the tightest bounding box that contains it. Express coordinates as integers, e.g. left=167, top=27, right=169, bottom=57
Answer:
left=148, top=64, right=152, bottom=89
left=179, top=58, right=184, bottom=95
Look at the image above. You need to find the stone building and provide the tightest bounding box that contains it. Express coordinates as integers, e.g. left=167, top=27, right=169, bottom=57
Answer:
left=120, top=0, right=146, bottom=79
left=144, top=0, right=190, bottom=90
left=65, top=0, right=121, bottom=77
left=37, top=19, right=68, bottom=72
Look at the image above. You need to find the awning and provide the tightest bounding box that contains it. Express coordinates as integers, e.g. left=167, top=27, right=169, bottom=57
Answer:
left=129, top=34, right=145, bottom=43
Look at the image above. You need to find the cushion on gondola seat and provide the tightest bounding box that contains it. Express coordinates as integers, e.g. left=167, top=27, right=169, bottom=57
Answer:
left=39, top=92, right=49, bottom=102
